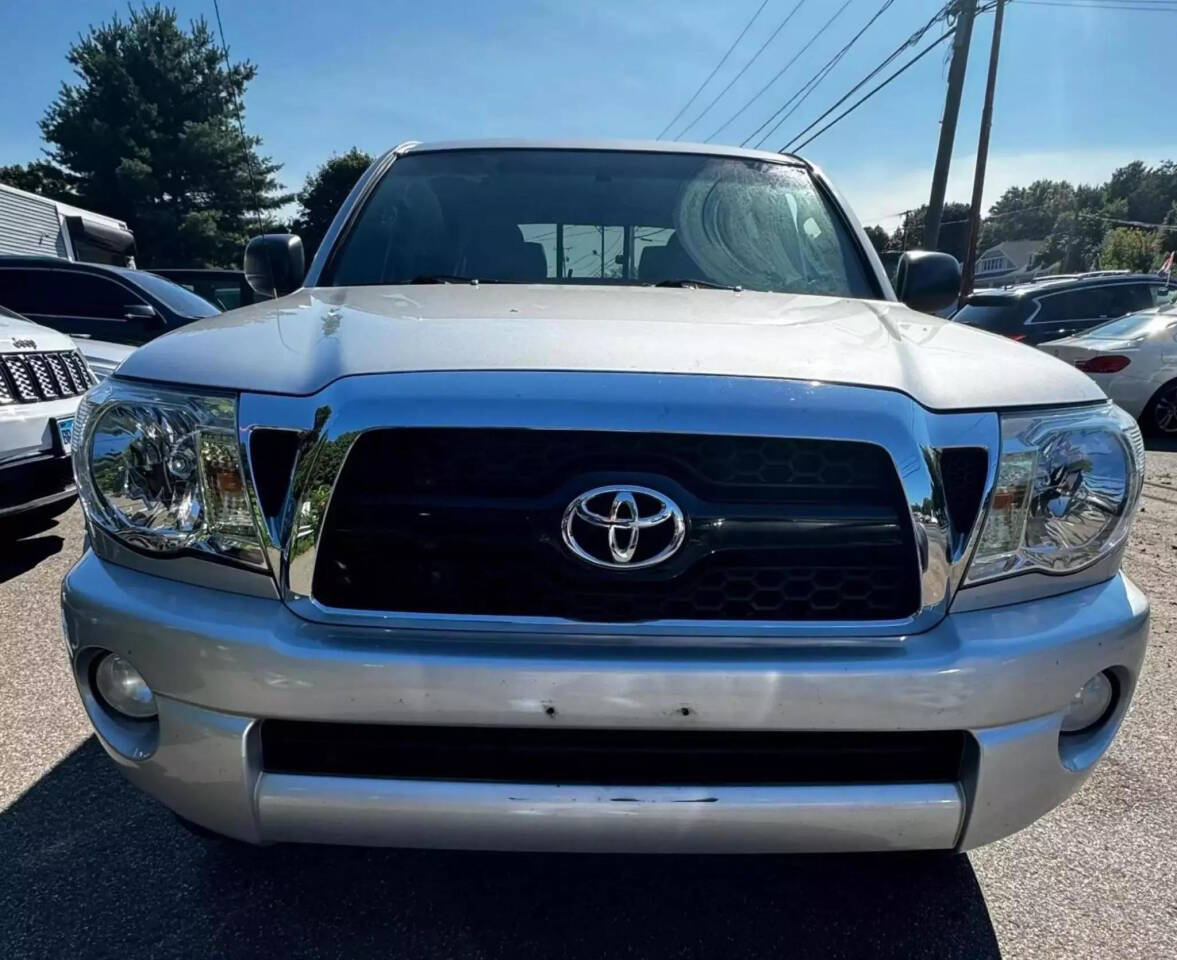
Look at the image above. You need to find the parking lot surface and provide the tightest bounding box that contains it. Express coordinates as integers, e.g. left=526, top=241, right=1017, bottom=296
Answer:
left=3, top=444, right=1176, bottom=959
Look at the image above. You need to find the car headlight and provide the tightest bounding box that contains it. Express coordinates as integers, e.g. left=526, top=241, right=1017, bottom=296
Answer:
left=964, top=404, right=1144, bottom=585
left=74, top=379, right=265, bottom=568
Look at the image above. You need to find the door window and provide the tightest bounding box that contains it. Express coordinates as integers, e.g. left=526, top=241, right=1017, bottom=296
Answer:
left=1101, top=284, right=1152, bottom=317
left=1030, top=291, right=1087, bottom=324
left=0, top=269, right=61, bottom=316
left=56, top=273, right=146, bottom=320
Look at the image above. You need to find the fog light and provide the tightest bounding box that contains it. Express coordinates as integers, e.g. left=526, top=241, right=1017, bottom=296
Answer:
left=93, top=654, right=158, bottom=720
left=1061, top=671, right=1114, bottom=733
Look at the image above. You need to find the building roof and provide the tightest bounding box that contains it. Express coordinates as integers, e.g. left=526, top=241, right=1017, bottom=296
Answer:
left=977, top=239, right=1044, bottom=272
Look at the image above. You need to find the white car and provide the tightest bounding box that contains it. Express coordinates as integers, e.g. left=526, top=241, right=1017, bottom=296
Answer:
left=76, top=336, right=135, bottom=382
left=1042, top=307, right=1177, bottom=435
left=0, top=305, right=96, bottom=527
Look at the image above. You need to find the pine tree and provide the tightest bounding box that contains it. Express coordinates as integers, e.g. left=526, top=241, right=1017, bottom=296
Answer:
left=37, top=4, right=291, bottom=266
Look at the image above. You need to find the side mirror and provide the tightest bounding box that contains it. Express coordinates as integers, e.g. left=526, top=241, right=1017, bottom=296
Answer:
left=124, top=303, right=160, bottom=324
left=244, top=234, right=305, bottom=298
left=894, top=251, right=961, bottom=314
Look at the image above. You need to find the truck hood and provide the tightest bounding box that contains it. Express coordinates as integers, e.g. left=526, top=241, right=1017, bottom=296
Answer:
left=0, top=310, right=75, bottom=353
left=118, top=284, right=1105, bottom=411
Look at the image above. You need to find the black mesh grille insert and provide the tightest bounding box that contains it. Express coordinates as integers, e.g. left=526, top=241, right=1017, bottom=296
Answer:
left=313, top=429, right=920, bottom=622
left=940, top=447, right=988, bottom=543
left=249, top=429, right=301, bottom=522
left=260, top=722, right=967, bottom=786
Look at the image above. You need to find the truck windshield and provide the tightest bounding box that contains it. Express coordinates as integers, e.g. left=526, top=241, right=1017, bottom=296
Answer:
left=325, top=149, right=876, bottom=298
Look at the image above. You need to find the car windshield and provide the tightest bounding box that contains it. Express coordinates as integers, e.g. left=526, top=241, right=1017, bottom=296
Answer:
left=326, top=149, right=877, bottom=298
left=1085, top=311, right=1177, bottom=339
left=117, top=269, right=221, bottom=318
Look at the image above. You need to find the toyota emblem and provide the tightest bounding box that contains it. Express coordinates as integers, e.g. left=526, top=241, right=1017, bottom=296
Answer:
left=561, top=485, right=686, bottom=570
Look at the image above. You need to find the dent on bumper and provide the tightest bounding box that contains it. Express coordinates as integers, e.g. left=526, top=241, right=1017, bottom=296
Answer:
left=62, top=552, right=1149, bottom=852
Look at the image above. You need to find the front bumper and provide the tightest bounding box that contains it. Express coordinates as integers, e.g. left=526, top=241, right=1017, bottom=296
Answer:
left=1, top=394, right=79, bottom=517
left=62, top=552, right=1149, bottom=853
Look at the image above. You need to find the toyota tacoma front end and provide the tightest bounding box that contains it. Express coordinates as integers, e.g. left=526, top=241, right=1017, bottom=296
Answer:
left=61, top=141, right=1148, bottom=852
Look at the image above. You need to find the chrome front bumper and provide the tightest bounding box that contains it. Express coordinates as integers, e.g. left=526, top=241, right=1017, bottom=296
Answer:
left=62, top=551, right=1149, bottom=853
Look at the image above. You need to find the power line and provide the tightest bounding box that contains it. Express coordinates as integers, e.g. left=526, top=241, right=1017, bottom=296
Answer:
left=657, top=0, right=770, bottom=140
left=779, top=1, right=955, bottom=153
left=1015, top=0, right=1177, bottom=8
left=1080, top=213, right=1177, bottom=231
left=743, top=0, right=899, bottom=149
left=788, top=28, right=957, bottom=153
left=211, top=0, right=268, bottom=234
left=704, top=0, right=855, bottom=144
left=673, top=0, right=809, bottom=141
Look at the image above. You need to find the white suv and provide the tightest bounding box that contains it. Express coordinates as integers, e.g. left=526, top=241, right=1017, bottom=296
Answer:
left=1, top=305, right=95, bottom=527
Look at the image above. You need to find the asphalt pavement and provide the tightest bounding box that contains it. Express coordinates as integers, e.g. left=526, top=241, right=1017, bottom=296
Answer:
left=3, top=444, right=1176, bottom=959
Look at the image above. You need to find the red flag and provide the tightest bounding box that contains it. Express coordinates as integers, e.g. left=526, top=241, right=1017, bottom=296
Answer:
left=1161, top=251, right=1175, bottom=278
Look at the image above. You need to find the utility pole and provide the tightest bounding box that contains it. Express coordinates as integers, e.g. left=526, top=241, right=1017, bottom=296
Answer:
left=959, top=0, right=1006, bottom=305
left=924, top=0, right=977, bottom=249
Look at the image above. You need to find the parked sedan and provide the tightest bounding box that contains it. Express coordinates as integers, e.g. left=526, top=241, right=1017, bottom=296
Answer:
left=1042, top=307, right=1177, bottom=434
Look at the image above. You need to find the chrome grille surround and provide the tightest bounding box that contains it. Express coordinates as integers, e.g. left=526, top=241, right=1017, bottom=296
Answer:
left=236, top=371, right=1002, bottom=643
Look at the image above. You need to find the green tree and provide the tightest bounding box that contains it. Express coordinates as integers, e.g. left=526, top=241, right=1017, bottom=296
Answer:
left=979, top=180, right=1075, bottom=252
left=862, top=224, right=889, bottom=256
left=1099, top=227, right=1161, bottom=272
left=292, top=148, right=373, bottom=263
left=0, top=161, right=80, bottom=204
left=889, top=202, right=971, bottom=262
left=36, top=4, right=290, bottom=266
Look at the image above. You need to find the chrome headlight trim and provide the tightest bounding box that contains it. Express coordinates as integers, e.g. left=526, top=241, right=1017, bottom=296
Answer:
left=963, top=403, right=1143, bottom=587
left=74, top=378, right=268, bottom=571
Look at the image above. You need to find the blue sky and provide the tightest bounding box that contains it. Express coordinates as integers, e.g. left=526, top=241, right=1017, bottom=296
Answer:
left=2, top=0, right=1174, bottom=228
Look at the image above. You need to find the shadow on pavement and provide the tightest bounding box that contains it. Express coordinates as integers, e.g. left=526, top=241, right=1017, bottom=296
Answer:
left=3, top=739, right=1000, bottom=960
left=0, top=532, right=63, bottom=585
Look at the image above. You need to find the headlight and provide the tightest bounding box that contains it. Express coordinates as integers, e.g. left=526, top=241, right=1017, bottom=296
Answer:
left=74, top=379, right=265, bottom=568
left=965, top=404, right=1144, bottom=585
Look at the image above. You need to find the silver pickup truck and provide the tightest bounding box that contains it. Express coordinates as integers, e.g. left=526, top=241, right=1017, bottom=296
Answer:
left=61, top=140, right=1148, bottom=854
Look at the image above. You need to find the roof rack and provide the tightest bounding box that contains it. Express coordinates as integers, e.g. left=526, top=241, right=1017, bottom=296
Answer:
left=999, top=269, right=1139, bottom=290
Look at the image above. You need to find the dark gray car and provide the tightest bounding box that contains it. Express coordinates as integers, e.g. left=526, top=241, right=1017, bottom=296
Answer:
left=0, top=255, right=220, bottom=348
left=954, top=272, right=1174, bottom=345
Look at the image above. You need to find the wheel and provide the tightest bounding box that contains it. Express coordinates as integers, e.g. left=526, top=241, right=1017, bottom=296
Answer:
left=1143, top=380, right=1177, bottom=436
left=0, top=495, right=76, bottom=538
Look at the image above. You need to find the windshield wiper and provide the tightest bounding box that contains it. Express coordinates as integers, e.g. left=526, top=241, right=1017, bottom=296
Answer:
left=650, top=278, right=743, bottom=291
left=404, top=274, right=481, bottom=285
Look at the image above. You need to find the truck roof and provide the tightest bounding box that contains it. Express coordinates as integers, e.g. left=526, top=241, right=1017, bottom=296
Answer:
left=399, top=138, right=807, bottom=168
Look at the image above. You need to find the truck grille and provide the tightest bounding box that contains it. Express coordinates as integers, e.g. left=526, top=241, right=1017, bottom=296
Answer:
left=0, top=351, right=93, bottom=405
left=312, top=429, right=921, bottom=622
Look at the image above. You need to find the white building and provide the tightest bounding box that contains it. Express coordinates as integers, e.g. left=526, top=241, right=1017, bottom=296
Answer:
left=973, top=239, right=1047, bottom=287
left=0, top=182, right=135, bottom=266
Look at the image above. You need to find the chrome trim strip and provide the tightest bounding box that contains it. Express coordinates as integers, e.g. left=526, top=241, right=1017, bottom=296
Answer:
left=237, top=372, right=1001, bottom=641
left=256, top=776, right=964, bottom=852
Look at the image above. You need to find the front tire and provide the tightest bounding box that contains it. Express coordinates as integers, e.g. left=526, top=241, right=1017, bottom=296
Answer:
left=1143, top=380, right=1177, bottom=436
